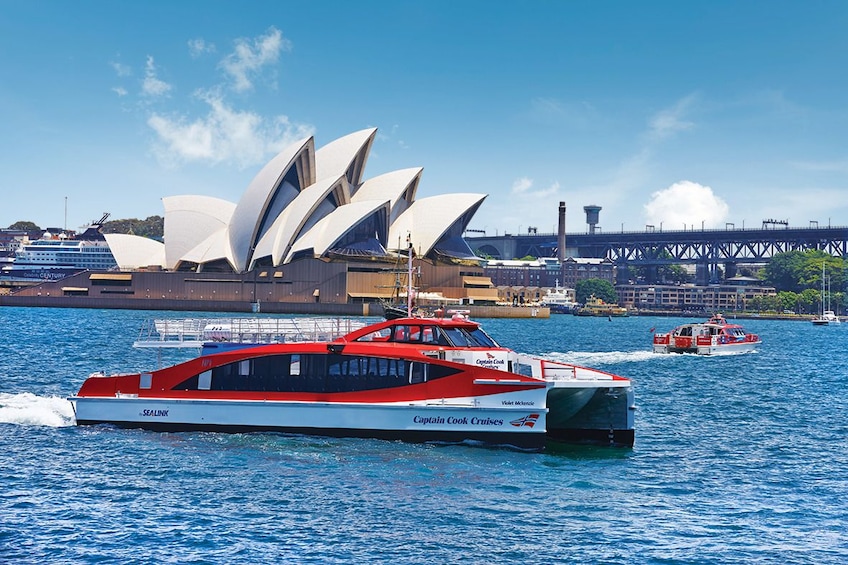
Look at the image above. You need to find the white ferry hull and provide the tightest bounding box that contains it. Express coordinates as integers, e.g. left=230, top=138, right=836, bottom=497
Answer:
left=653, top=341, right=759, bottom=355
left=70, top=395, right=548, bottom=450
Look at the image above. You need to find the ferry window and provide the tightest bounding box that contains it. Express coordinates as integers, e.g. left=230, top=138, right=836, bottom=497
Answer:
left=409, top=362, right=426, bottom=384
left=515, top=362, right=533, bottom=377
left=171, top=353, right=457, bottom=394
left=442, top=328, right=473, bottom=346
left=427, top=363, right=460, bottom=380
left=390, top=325, right=424, bottom=343
left=140, top=373, right=152, bottom=389
left=441, top=327, right=499, bottom=347
left=421, top=327, right=435, bottom=343
left=467, top=328, right=499, bottom=347
left=354, top=328, right=391, bottom=342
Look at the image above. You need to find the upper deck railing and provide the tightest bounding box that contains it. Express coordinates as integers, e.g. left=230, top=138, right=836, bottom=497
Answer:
left=134, top=317, right=369, bottom=348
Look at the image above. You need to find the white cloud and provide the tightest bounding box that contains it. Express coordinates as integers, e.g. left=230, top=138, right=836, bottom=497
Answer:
left=147, top=91, right=314, bottom=168
left=648, top=94, right=697, bottom=141
left=220, top=27, right=291, bottom=92
left=188, top=38, right=216, bottom=58
left=643, top=180, right=729, bottom=228
left=112, top=86, right=128, bottom=97
left=142, top=56, right=172, bottom=97
left=511, top=177, right=533, bottom=194
left=111, top=61, right=131, bottom=77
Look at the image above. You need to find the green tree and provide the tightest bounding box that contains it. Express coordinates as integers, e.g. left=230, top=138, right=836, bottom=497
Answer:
left=762, top=250, right=844, bottom=293
left=575, top=278, right=617, bottom=304
left=777, top=291, right=799, bottom=313
left=798, top=288, right=820, bottom=314
left=7, top=221, right=40, bottom=231
left=762, top=251, right=808, bottom=292
left=102, top=216, right=164, bottom=240
left=748, top=296, right=764, bottom=312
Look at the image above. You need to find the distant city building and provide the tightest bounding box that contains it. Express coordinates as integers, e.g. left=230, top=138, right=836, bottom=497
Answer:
left=0, top=230, right=29, bottom=256
left=561, top=257, right=615, bottom=288
left=483, top=256, right=613, bottom=303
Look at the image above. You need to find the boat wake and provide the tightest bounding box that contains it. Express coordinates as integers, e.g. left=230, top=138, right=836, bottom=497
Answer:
left=545, top=350, right=667, bottom=366
left=0, top=392, right=75, bottom=427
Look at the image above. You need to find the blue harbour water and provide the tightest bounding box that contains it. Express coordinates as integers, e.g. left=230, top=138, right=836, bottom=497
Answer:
left=1, top=307, right=846, bottom=564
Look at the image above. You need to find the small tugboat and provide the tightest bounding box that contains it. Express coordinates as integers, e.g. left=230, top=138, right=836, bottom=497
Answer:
left=652, top=314, right=761, bottom=355
left=69, top=311, right=635, bottom=451
left=575, top=295, right=628, bottom=317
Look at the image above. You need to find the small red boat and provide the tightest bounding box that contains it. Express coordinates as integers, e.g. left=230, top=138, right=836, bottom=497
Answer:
left=70, top=312, right=634, bottom=451
left=652, top=314, right=761, bottom=355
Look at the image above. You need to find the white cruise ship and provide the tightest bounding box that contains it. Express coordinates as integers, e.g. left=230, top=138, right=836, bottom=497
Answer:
left=0, top=214, right=117, bottom=283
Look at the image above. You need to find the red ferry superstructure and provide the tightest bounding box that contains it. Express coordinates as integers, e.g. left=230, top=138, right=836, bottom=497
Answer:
left=70, top=314, right=634, bottom=450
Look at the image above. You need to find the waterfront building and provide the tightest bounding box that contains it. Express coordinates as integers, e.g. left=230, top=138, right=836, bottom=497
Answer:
left=618, top=283, right=777, bottom=312
left=483, top=257, right=613, bottom=304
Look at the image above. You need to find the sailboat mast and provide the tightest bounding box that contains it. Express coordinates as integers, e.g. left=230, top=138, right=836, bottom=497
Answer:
left=406, top=237, right=413, bottom=317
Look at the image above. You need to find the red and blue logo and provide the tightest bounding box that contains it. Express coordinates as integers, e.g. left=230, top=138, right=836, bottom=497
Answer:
left=509, top=413, right=540, bottom=428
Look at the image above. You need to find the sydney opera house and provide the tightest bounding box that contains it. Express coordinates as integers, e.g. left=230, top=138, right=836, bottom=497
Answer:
left=7, top=128, right=500, bottom=314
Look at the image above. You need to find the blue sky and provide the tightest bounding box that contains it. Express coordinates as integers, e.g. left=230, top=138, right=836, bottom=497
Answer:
left=1, top=1, right=847, bottom=236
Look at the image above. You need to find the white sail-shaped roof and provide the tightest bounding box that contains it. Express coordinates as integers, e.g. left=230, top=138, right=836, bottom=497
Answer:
left=314, top=128, right=376, bottom=191
left=115, top=128, right=488, bottom=275
left=163, top=195, right=236, bottom=270
left=227, top=136, right=316, bottom=272
left=104, top=234, right=166, bottom=269
left=388, top=193, right=487, bottom=256
left=179, top=228, right=237, bottom=270
left=250, top=175, right=350, bottom=269
left=351, top=167, right=421, bottom=224
left=284, top=200, right=390, bottom=264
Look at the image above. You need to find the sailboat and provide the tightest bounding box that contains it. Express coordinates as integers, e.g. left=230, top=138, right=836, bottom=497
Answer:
left=811, top=262, right=841, bottom=325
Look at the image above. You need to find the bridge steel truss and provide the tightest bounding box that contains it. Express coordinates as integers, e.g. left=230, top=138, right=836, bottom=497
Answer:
left=468, top=226, right=848, bottom=284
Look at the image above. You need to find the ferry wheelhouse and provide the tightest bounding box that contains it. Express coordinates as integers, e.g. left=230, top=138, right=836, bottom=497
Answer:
left=70, top=313, right=635, bottom=451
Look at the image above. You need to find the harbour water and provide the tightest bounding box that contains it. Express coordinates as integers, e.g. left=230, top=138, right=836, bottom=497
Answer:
left=1, top=307, right=846, bottom=563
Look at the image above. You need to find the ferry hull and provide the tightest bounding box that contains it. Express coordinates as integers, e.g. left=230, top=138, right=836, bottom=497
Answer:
left=653, top=341, right=759, bottom=355
left=70, top=396, right=548, bottom=451
left=546, top=385, right=635, bottom=447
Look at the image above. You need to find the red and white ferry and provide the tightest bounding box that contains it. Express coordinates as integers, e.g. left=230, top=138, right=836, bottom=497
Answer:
left=652, top=314, right=761, bottom=355
left=70, top=312, right=634, bottom=451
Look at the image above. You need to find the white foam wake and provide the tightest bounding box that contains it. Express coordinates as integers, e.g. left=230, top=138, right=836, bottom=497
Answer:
left=543, top=350, right=664, bottom=366
left=0, top=392, right=75, bottom=427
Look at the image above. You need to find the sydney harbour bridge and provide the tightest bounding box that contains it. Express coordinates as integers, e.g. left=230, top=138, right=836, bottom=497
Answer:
left=466, top=223, right=848, bottom=285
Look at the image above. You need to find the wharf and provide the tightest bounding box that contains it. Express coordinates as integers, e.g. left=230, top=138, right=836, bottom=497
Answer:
left=0, top=294, right=549, bottom=319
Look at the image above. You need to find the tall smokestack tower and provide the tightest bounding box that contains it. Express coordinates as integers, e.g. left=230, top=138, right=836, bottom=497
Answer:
left=583, top=205, right=602, bottom=234
left=557, top=201, right=566, bottom=261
